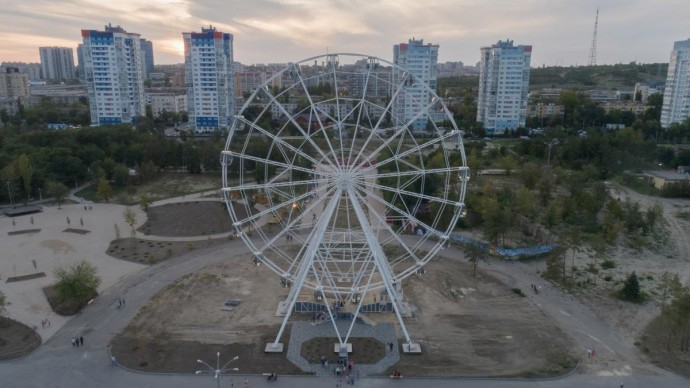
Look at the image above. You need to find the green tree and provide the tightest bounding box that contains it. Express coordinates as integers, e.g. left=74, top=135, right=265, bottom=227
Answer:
left=620, top=272, right=642, bottom=302
left=124, top=207, right=137, bottom=238
left=112, top=164, right=130, bottom=188
left=97, top=179, right=113, bottom=202
left=657, top=272, right=683, bottom=320
left=139, top=194, right=152, bottom=212
left=54, top=260, right=101, bottom=306
left=0, top=290, right=7, bottom=315
left=46, top=181, right=69, bottom=209
left=16, top=154, right=33, bottom=201
left=464, top=243, right=488, bottom=277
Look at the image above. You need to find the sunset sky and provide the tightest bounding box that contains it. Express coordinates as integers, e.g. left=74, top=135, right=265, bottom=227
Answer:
left=1, top=0, right=688, bottom=66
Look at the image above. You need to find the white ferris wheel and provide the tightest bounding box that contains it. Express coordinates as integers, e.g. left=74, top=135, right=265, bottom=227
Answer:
left=221, top=53, right=469, bottom=353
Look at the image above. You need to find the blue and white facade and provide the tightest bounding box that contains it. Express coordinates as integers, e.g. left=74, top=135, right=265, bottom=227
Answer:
left=81, top=25, right=146, bottom=126
left=392, top=39, right=439, bottom=132
left=477, top=40, right=532, bottom=135
left=661, top=39, right=690, bottom=128
left=183, top=26, right=234, bottom=133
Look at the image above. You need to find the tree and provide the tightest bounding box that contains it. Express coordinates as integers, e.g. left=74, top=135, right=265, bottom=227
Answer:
left=15, top=154, right=33, bottom=201
left=657, top=272, right=683, bottom=320
left=464, top=243, right=488, bottom=277
left=54, top=260, right=101, bottom=305
left=46, top=181, right=69, bottom=209
left=0, top=290, right=7, bottom=315
left=97, top=179, right=113, bottom=202
left=620, top=272, right=642, bottom=302
left=139, top=194, right=152, bottom=212
left=123, top=207, right=137, bottom=238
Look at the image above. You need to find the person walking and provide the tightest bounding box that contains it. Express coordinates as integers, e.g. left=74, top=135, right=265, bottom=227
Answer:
left=79, top=336, right=84, bottom=346
left=71, top=338, right=76, bottom=348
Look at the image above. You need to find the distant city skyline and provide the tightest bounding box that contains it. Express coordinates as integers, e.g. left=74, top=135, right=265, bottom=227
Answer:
left=1, top=0, right=688, bottom=67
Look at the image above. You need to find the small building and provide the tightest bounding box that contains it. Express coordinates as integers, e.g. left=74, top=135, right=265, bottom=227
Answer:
left=643, top=170, right=690, bottom=189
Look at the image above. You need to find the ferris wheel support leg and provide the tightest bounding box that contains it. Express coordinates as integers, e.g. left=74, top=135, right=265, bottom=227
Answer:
left=347, top=188, right=421, bottom=353
left=266, top=188, right=344, bottom=352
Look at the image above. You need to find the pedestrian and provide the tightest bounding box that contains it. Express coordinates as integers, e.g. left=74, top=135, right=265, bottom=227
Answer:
left=111, top=355, right=116, bottom=366
left=79, top=336, right=84, bottom=346
left=46, top=318, right=50, bottom=327
left=230, top=378, right=234, bottom=387
left=80, top=218, right=83, bottom=227
left=389, top=342, right=394, bottom=352
left=587, top=348, right=592, bottom=359
left=41, top=320, right=45, bottom=329
left=71, top=337, right=76, bottom=347
left=66, top=217, right=70, bottom=225
left=591, top=349, right=597, bottom=360
left=122, top=297, right=125, bottom=306
left=117, top=298, right=121, bottom=308
left=243, top=377, right=249, bottom=387
left=84, top=205, right=87, bottom=211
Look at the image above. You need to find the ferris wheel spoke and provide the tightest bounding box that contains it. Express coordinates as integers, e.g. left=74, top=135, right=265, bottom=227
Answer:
left=345, top=66, right=373, bottom=170
left=291, top=64, right=341, bottom=167
left=234, top=183, right=330, bottom=227
left=350, top=73, right=411, bottom=170
left=259, top=83, right=339, bottom=171
left=235, top=115, right=325, bottom=169
left=328, top=56, right=347, bottom=164
left=357, top=184, right=444, bottom=239
left=361, top=181, right=459, bottom=207
left=223, top=178, right=328, bottom=193
left=221, top=150, right=329, bottom=178
left=374, top=166, right=467, bottom=179
left=356, top=129, right=460, bottom=175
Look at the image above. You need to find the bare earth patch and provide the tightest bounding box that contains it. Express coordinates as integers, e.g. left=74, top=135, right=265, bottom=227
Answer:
left=112, top=253, right=576, bottom=377
left=390, top=256, right=577, bottom=377
left=0, top=317, right=41, bottom=361
left=137, top=201, right=241, bottom=237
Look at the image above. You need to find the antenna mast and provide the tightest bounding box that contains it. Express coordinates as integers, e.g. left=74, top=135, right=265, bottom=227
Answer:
left=588, top=7, right=599, bottom=66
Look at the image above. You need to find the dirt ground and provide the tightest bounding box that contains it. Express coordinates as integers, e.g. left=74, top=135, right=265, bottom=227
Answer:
left=106, top=237, right=232, bottom=264
left=0, top=317, right=41, bottom=361
left=111, top=257, right=302, bottom=374
left=638, top=315, right=690, bottom=376
left=111, top=253, right=576, bottom=377
left=390, top=256, right=576, bottom=377
left=137, top=201, right=238, bottom=237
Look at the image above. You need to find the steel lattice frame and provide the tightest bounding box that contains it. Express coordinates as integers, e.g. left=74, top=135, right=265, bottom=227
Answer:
left=221, top=53, right=469, bottom=349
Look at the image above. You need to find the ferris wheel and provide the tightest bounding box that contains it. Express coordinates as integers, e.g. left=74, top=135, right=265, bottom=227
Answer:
left=221, top=53, right=469, bottom=352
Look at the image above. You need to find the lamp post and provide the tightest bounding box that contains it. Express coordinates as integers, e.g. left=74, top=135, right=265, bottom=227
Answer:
left=195, top=352, right=239, bottom=388
left=5, top=180, right=13, bottom=206
left=545, top=139, right=559, bottom=167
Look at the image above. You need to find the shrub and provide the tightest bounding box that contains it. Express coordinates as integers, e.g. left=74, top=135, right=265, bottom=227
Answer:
left=601, top=260, right=616, bottom=270
left=619, top=271, right=643, bottom=303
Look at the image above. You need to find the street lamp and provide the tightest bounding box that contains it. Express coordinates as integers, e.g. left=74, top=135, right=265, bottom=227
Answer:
left=545, top=139, right=559, bottom=167
left=5, top=180, right=13, bottom=206
left=195, top=352, right=239, bottom=388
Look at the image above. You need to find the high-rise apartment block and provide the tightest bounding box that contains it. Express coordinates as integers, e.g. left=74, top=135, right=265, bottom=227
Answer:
left=477, top=39, right=532, bottom=135
left=183, top=26, right=235, bottom=132
left=0, top=67, right=30, bottom=98
left=392, top=39, right=439, bottom=132
left=140, top=39, right=154, bottom=79
left=0, top=62, right=42, bottom=81
left=76, top=44, right=85, bottom=82
left=661, top=39, right=690, bottom=128
left=39, top=47, right=76, bottom=82
left=81, top=24, right=146, bottom=126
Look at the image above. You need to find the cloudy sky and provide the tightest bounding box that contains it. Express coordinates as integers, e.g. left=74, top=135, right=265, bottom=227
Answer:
left=1, top=0, right=688, bottom=66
